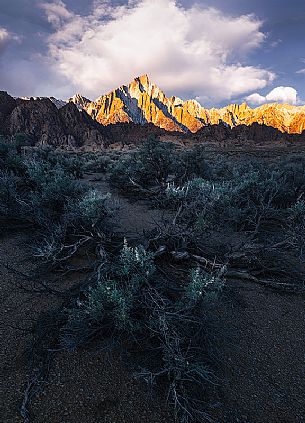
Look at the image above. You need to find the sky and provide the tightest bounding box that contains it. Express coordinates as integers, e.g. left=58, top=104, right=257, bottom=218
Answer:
left=0, top=0, right=304, bottom=107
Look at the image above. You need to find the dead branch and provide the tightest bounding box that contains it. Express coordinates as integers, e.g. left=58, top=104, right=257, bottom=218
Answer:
left=226, top=270, right=305, bottom=293
left=169, top=250, right=223, bottom=270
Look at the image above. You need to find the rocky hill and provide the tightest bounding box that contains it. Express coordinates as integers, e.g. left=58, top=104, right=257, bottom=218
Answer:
left=0, top=91, right=109, bottom=148
left=71, top=74, right=305, bottom=134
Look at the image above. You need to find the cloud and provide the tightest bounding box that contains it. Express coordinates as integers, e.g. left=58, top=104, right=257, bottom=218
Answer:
left=0, top=27, right=21, bottom=56
left=0, top=28, right=12, bottom=55
left=40, top=0, right=73, bottom=28
left=296, top=58, right=305, bottom=75
left=246, top=92, right=266, bottom=105
left=246, top=86, right=299, bottom=105
left=40, top=0, right=275, bottom=102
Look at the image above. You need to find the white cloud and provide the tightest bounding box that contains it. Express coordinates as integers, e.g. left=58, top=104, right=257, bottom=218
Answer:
left=0, top=27, right=21, bottom=56
left=246, top=92, right=266, bottom=105
left=40, top=0, right=73, bottom=28
left=41, top=0, right=275, bottom=101
left=0, top=28, right=11, bottom=54
left=246, top=86, right=299, bottom=106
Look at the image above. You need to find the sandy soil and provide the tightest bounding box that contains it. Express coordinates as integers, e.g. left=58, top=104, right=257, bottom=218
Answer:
left=209, top=280, right=305, bottom=422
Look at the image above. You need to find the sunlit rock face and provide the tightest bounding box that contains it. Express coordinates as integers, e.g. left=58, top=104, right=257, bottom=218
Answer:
left=68, top=94, right=91, bottom=111
left=73, top=75, right=305, bottom=134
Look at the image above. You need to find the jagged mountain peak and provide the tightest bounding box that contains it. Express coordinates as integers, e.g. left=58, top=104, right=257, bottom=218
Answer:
left=68, top=94, right=92, bottom=110
left=67, top=75, right=305, bottom=134
left=134, top=74, right=150, bottom=89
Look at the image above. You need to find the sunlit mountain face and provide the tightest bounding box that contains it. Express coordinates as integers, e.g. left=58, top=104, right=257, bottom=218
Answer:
left=68, top=75, right=305, bottom=134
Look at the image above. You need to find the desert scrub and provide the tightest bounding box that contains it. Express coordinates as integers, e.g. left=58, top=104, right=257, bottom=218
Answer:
left=83, top=154, right=112, bottom=173
left=186, top=266, right=226, bottom=303
left=162, top=168, right=293, bottom=233
left=163, top=178, right=233, bottom=229
left=62, top=240, right=156, bottom=346
left=32, top=189, right=114, bottom=264
left=0, top=171, right=21, bottom=217
left=61, top=240, right=226, bottom=422
left=287, top=198, right=305, bottom=258
left=0, top=138, right=26, bottom=175
left=29, top=174, right=86, bottom=222
left=29, top=148, right=85, bottom=178
left=68, top=190, right=112, bottom=228
left=109, top=137, right=211, bottom=189
left=0, top=140, right=114, bottom=264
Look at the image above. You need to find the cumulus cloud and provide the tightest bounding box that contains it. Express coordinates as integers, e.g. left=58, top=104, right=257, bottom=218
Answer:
left=246, top=86, right=299, bottom=106
left=40, top=0, right=275, bottom=101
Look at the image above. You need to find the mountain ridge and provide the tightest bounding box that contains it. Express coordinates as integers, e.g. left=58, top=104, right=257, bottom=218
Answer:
left=2, top=89, right=305, bottom=148
left=16, top=74, right=305, bottom=135
left=68, top=74, right=305, bottom=134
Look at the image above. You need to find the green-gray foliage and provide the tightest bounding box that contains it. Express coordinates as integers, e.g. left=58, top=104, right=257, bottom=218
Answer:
left=0, top=138, right=113, bottom=264
left=109, top=136, right=211, bottom=188
left=61, top=241, right=225, bottom=422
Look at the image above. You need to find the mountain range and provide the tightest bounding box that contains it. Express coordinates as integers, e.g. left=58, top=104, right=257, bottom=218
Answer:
left=1, top=74, right=305, bottom=148
left=68, top=74, right=305, bottom=134
left=18, top=74, right=305, bottom=135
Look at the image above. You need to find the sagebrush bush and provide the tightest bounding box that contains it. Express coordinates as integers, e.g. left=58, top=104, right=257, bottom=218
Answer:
left=61, top=240, right=226, bottom=422
left=30, top=175, right=86, bottom=221
left=83, top=154, right=112, bottom=173
left=29, top=149, right=84, bottom=178
left=62, top=240, right=156, bottom=346
left=0, top=139, right=26, bottom=175
left=32, top=187, right=114, bottom=263
left=109, top=136, right=211, bottom=189
left=162, top=169, right=292, bottom=233
left=33, top=224, right=67, bottom=262
left=187, top=266, right=225, bottom=303
left=0, top=171, right=20, bottom=217
left=68, top=190, right=112, bottom=228
left=0, top=138, right=113, bottom=264
left=287, top=198, right=305, bottom=256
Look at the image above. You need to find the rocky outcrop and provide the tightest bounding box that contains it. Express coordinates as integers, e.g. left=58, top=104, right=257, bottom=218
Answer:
left=77, top=75, right=305, bottom=135
left=103, top=122, right=176, bottom=146
left=0, top=91, right=17, bottom=130
left=69, top=94, right=92, bottom=111
left=191, top=122, right=304, bottom=144
left=289, top=111, right=305, bottom=134
left=84, top=75, right=200, bottom=132
left=59, top=102, right=108, bottom=148
left=8, top=97, right=65, bottom=146
left=0, top=93, right=110, bottom=148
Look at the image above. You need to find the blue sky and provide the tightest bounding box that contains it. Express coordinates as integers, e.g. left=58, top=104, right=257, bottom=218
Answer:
left=0, top=0, right=304, bottom=106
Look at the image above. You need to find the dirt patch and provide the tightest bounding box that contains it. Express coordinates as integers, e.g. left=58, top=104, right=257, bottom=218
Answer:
left=209, top=280, right=305, bottom=422
left=83, top=173, right=171, bottom=242
left=0, top=231, right=88, bottom=422
left=30, top=348, right=173, bottom=423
